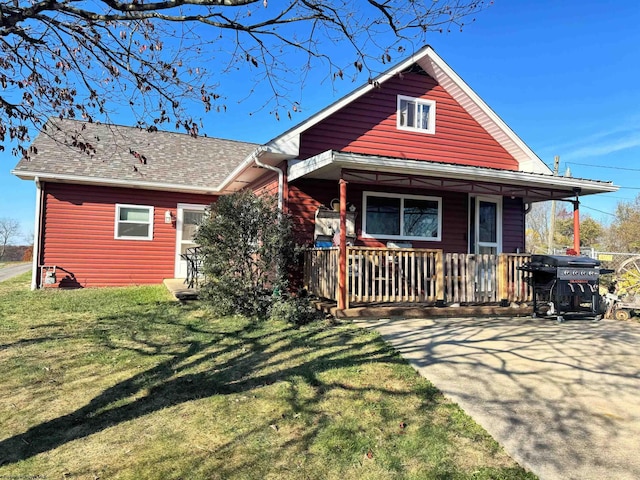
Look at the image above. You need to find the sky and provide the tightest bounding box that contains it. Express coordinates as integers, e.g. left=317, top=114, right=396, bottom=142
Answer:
left=1, top=0, right=639, bottom=243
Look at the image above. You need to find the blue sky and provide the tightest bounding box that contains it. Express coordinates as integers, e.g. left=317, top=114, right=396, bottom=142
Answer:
left=1, top=0, right=639, bottom=241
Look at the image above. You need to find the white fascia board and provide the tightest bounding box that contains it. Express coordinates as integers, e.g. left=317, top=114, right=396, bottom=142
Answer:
left=329, top=152, right=617, bottom=193
left=216, top=146, right=267, bottom=192
left=264, top=46, right=435, bottom=157
left=418, top=49, right=551, bottom=175
left=288, top=150, right=335, bottom=181
left=216, top=146, right=297, bottom=193
left=11, top=170, right=222, bottom=194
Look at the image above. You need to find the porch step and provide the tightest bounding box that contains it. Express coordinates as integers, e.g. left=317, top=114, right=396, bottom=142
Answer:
left=163, top=278, right=199, bottom=301
left=313, top=300, right=533, bottom=319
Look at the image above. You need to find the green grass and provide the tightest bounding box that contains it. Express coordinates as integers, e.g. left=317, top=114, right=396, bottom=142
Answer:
left=0, top=273, right=537, bottom=479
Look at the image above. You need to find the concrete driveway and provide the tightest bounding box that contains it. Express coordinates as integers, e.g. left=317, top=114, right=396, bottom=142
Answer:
left=0, top=262, right=31, bottom=282
left=356, top=315, right=640, bottom=480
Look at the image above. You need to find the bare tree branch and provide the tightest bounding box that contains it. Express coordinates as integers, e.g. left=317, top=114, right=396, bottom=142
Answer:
left=0, top=0, right=489, bottom=151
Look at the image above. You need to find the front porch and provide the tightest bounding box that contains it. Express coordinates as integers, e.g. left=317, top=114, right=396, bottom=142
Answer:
left=304, top=247, right=533, bottom=313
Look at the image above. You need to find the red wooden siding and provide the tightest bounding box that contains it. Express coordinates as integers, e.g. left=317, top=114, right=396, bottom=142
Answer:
left=288, top=179, right=469, bottom=253
left=252, top=172, right=279, bottom=198
left=299, top=72, right=518, bottom=170
left=40, top=182, right=218, bottom=287
left=502, top=197, right=525, bottom=253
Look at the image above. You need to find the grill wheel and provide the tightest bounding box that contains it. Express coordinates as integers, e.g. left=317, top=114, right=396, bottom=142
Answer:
left=614, top=309, right=631, bottom=321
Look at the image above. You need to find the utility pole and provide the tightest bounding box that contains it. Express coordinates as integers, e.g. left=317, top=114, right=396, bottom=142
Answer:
left=548, top=155, right=560, bottom=254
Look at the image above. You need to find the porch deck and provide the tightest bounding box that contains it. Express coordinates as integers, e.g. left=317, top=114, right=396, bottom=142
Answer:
left=313, top=299, right=533, bottom=319
left=305, top=247, right=533, bottom=312
left=163, top=278, right=199, bottom=301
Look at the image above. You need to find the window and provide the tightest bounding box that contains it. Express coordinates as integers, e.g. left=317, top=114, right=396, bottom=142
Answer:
left=362, top=192, right=441, bottom=241
left=115, top=204, right=154, bottom=240
left=397, top=95, right=436, bottom=134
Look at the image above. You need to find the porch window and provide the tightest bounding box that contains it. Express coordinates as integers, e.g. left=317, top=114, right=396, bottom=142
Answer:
left=115, top=204, right=154, bottom=240
left=397, top=95, right=436, bottom=134
left=363, top=192, right=441, bottom=241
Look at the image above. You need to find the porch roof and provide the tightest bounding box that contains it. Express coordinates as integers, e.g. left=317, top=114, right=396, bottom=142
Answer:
left=288, top=150, right=618, bottom=202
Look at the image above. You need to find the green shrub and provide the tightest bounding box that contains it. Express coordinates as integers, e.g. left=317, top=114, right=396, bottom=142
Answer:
left=269, top=295, right=323, bottom=326
left=195, top=190, right=298, bottom=319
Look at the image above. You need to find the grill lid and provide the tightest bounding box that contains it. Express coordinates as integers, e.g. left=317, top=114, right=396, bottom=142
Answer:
left=530, top=254, right=601, bottom=268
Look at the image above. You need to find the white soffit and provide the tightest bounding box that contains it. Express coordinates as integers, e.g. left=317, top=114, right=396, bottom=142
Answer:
left=288, top=151, right=617, bottom=197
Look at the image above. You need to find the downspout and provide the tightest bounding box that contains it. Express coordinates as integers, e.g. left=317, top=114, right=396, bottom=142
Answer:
left=31, top=176, right=43, bottom=290
left=253, top=148, right=284, bottom=211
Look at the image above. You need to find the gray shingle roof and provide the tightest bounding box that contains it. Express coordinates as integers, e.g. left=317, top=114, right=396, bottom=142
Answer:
left=13, top=118, right=259, bottom=190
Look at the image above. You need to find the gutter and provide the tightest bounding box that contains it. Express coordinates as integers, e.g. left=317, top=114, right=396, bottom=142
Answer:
left=31, top=176, right=43, bottom=290
left=11, top=170, right=221, bottom=195
left=253, top=149, right=284, bottom=211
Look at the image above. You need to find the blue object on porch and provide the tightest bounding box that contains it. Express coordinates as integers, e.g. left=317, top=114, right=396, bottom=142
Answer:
left=315, top=241, right=333, bottom=248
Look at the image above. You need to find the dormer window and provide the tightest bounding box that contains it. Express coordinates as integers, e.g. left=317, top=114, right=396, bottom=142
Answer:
left=397, top=95, right=436, bottom=134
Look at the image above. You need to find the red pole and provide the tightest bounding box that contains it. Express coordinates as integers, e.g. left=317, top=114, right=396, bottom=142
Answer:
left=338, top=179, right=348, bottom=311
left=573, top=198, right=580, bottom=255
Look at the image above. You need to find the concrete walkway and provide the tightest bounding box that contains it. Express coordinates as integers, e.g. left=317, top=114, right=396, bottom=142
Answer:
left=356, top=315, right=640, bottom=480
left=0, top=262, right=31, bottom=282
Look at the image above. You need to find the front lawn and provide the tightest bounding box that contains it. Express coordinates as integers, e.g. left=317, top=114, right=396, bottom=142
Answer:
left=0, top=274, right=536, bottom=479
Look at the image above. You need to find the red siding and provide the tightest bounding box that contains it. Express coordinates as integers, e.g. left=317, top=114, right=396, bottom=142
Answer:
left=299, top=72, right=518, bottom=170
left=502, top=197, right=525, bottom=253
left=251, top=170, right=279, bottom=198
left=288, top=179, right=468, bottom=253
left=40, top=182, right=218, bottom=287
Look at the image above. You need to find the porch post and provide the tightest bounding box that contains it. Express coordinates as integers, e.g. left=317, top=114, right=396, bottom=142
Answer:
left=338, top=178, right=348, bottom=310
left=573, top=188, right=581, bottom=255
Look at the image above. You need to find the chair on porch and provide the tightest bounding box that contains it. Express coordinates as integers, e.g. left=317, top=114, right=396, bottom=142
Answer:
left=181, top=246, right=203, bottom=288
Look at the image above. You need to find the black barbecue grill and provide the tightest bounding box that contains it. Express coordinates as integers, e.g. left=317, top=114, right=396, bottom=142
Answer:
left=519, top=254, right=613, bottom=322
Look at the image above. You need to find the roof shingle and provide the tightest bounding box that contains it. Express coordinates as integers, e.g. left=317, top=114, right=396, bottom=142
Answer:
left=13, top=118, right=258, bottom=190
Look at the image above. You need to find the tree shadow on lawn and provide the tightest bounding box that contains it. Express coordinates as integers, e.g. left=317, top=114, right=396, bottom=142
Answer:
left=0, top=307, right=419, bottom=467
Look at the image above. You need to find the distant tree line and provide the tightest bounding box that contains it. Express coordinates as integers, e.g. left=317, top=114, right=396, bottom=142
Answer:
left=526, top=194, right=640, bottom=254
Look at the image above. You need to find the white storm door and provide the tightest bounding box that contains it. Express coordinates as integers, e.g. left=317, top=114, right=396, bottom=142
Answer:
left=474, top=196, right=502, bottom=255
left=175, top=204, right=207, bottom=278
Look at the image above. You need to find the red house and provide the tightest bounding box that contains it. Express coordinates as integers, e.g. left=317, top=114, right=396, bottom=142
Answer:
left=13, top=46, right=617, bottom=307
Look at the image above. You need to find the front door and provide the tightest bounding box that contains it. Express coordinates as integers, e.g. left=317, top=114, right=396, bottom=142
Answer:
left=470, top=196, right=502, bottom=254
left=175, top=204, right=207, bottom=278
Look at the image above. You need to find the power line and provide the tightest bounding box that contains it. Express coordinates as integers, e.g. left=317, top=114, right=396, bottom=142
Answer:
left=580, top=204, right=616, bottom=217
left=566, top=161, right=640, bottom=172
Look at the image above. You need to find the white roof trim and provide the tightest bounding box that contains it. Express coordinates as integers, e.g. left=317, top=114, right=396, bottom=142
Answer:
left=267, top=45, right=551, bottom=175
left=288, top=151, right=617, bottom=195
left=11, top=170, right=222, bottom=194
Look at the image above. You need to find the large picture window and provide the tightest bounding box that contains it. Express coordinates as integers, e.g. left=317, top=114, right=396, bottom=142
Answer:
left=397, top=95, right=436, bottom=134
left=362, top=192, right=441, bottom=241
left=115, top=204, right=154, bottom=240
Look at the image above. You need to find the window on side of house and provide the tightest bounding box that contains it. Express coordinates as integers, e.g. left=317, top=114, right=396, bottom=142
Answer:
left=115, top=204, right=154, bottom=240
left=397, top=95, right=436, bottom=134
left=362, top=192, right=442, bottom=241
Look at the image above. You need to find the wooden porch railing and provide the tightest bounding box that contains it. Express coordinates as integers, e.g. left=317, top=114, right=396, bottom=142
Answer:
left=347, top=247, right=443, bottom=304
left=304, top=248, right=532, bottom=307
left=304, top=247, right=340, bottom=301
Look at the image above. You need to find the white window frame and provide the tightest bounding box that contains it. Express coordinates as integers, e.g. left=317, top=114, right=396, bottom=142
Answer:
left=114, top=204, right=154, bottom=241
left=397, top=95, right=436, bottom=134
left=362, top=191, right=442, bottom=241
left=473, top=195, right=502, bottom=254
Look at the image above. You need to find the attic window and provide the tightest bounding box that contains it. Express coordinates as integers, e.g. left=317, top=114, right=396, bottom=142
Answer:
left=397, top=95, right=436, bottom=134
